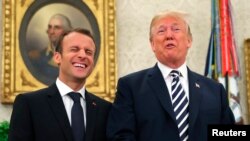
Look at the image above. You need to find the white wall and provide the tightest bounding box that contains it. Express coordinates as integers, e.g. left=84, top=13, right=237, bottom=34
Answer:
left=0, top=0, right=249, bottom=123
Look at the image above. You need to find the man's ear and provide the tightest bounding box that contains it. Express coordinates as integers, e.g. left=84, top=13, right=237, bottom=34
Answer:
left=53, top=52, right=61, bottom=65
left=187, top=36, right=192, bottom=49
left=150, top=39, right=156, bottom=52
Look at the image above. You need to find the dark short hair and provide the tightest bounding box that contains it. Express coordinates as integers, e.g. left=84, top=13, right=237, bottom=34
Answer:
left=55, top=28, right=95, bottom=54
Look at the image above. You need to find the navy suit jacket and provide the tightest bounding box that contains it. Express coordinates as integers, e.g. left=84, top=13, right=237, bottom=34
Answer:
left=9, top=83, right=111, bottom=141
left=107, top=65, right=235, bottom=141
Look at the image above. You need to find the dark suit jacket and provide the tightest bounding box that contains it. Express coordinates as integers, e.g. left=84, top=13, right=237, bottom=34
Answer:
left=8, top=83, right=111, bottom=141
left=107, top=65, right=235, bottom=141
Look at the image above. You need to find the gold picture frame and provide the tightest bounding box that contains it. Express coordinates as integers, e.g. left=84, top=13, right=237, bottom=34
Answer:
left=1, top=0, right=116, bottom=103
left=244, top=38, right=250, bottom=123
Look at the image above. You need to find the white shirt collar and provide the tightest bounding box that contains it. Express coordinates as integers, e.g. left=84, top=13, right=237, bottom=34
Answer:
left=157, top=61, right=188, bottom=80
left=56, top=78, right=86, bottom=100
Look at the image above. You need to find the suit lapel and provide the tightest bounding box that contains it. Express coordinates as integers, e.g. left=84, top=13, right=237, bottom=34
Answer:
left=187, top=69, right=203, bottom=133
left=47, top=84, right=73, bottom=141
left=147, top=65, right=176, bottom=122
left=85, top=91, right=98, bottom=141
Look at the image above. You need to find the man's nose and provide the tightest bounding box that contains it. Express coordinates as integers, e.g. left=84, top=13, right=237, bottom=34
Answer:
left=78, top=49, right=86, bottom=58
left=165, top=30, right=174, bottom=40
left=48, top=27, right=56, bottom=33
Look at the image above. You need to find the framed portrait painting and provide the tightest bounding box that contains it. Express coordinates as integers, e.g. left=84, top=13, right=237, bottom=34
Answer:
left=1, top=0, right=116, bottom=103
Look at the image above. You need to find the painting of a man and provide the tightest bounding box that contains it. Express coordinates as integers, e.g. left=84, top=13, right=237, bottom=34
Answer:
left=19, top=3, right=100, bottom=86
left=28, top=14, right=72, bottom=84
left=29, top=14, right=72, bottom=67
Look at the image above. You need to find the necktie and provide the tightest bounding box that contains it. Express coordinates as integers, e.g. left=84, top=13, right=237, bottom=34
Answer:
left=68, top=92, right=85, bottom=141
left=170, top=70, right=189, bottom=141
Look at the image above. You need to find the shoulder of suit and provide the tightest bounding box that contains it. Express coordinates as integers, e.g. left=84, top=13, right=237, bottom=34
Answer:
left=121, top=67, right=152, bottom=79
left=17, top=86, right=53, bottom=99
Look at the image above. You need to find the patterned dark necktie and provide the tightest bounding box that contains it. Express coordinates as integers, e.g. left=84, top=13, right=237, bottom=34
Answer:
left=68, top=92, right=85, bottom=141
left=170, top=70, right=189, bottom=141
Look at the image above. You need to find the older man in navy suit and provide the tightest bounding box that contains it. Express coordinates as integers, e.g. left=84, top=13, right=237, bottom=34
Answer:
left=9, top=28, right=111, bottom=141
left=107, top=10, right=235, bottom=141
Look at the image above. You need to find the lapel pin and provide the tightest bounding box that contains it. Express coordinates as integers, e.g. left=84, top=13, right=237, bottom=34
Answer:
left=195, top=83, right=200, bottom=88
left=92, top=102, right=97, bottom=106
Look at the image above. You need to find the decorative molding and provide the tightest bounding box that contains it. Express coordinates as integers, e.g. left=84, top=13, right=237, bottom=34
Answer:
left=244, top=38, right=250, bottom=123
left=86, top=72, right=99, bottom=88
left=20, top=70, right=37, bottom=87
left=2, top=0, right=12, bottom=102
left=92, top=0, right=99, bottom=9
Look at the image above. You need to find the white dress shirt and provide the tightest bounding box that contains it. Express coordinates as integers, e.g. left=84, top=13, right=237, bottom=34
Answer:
left=56, top=78, right=87, bottom=128
left=157, top=62, right=189, bottom=103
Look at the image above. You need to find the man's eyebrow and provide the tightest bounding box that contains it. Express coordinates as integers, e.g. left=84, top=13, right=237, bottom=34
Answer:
left=54, top=25, right=62, bottom=28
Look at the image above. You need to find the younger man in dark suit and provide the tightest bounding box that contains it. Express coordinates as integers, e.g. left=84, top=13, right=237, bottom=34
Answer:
left=9, top=28, right=111, bottom=141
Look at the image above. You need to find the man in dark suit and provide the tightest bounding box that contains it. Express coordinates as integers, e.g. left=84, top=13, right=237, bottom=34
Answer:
left=107, top=11, right=235, bottom=141
left=9, top=28, right=111, bottom=141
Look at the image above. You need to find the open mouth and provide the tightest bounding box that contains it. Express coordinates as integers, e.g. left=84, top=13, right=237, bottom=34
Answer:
left=73, top=63, right=87, bottom=68
left=166, top=43, right=175, bottom=48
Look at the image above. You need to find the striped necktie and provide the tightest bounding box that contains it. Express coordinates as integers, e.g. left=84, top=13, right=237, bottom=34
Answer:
left=170, top=70, right=189, bottom=141
left=68, top=92, right=85, bottom=141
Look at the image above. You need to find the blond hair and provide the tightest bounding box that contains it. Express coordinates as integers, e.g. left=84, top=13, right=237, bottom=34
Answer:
left=149, top=10, right=192, bottom=41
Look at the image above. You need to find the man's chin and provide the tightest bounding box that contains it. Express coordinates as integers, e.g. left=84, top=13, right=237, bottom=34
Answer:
left=74, top=73, right=91, bottom=80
